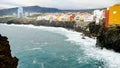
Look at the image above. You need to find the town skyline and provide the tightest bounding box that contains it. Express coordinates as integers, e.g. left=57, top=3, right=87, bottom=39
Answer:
left=0, top=0, right=120, bottom=9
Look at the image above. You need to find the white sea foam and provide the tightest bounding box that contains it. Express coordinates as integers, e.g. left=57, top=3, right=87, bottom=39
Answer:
left=27, top=48, right=42, bottom=51
left=1, top=24, right=120, bottom=68
left=33, top=59, right=37, bottom=64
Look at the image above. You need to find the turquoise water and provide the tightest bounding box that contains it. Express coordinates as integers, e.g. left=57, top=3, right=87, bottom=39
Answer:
left=0, top=24, right=120, bottom=68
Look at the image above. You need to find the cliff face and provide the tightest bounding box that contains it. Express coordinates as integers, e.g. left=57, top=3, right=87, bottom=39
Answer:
left=0, top=34, right=18, bottom=68
left=96, top=27, right=120, bottom=52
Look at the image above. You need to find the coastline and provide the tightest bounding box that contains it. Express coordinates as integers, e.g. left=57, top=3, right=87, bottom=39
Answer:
left=0, top=18, right=97, bottom=37
left=1, top=18, right=120, bottom=53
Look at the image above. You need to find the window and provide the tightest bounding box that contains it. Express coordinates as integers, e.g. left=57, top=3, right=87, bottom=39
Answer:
left=113, top=11, right=117, bottom=14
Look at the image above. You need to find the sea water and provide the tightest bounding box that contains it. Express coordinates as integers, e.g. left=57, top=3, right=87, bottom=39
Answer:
left=0, top=24, right=120, bottom=68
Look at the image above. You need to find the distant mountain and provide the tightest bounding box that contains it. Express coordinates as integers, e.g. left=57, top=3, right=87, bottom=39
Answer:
left=0, top=6, right=102, bottom=16
left=0, top=8, right=18, bottom=16
left=0, top=6, right=61, bottom=16
left=23, top=6, right=61, bottom=13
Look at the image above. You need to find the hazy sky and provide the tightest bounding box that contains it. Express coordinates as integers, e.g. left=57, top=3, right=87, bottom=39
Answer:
left=0, top=0, right=120, bottom=9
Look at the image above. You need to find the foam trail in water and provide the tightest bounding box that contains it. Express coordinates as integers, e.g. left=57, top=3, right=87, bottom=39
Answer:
left=41, top=63, right=44, bottom=68
left=27, top=48, right=42, bottom=51
left=1, top=24, right=120, bottom=68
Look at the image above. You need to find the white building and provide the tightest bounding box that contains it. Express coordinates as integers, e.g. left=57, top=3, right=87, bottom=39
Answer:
left=84, top=13, right=94, bottom=22
left=37, top=15, right=50, bottom=21
left=18, top=7, right=24, bottom=18
left=75, top=15, right=80, bottom=21
left=93, top=10, right=104, bottom=25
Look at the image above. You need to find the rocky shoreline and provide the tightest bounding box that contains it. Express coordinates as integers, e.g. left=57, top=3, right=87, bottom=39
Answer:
left=5, top=19, right=94, bottom=36
left=0, top=34, right=19, bottom=68
left=96, top=26, right=120, bottom=52
left=1, top=18, right=120, bottom=53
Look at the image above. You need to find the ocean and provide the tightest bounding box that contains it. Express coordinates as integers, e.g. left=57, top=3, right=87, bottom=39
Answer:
left=0, top=24, right=120, bottom=68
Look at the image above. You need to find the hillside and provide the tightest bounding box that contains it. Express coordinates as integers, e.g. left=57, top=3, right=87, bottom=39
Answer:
left=0, top=6, right=102, bottom=16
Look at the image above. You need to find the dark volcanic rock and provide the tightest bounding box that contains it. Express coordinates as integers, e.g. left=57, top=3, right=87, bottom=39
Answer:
left=96, top=26, right=120, bottom=52
left=7, top=19, right=75, bottom=29
left=88, top=22, right=101, bottom=36
left=0, top=34, right=18, bottom=68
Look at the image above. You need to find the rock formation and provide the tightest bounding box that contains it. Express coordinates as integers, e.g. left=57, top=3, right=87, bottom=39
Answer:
left=0, top=34, right=18, bottom=68
left=96, top=26, right=120, bottom=52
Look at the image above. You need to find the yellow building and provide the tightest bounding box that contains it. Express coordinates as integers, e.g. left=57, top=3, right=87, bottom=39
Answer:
left=109, top=4, right=120, bottom=25
left=56, top=15, right=60, bottom=21
left=80, top=13, right=85, bottom=21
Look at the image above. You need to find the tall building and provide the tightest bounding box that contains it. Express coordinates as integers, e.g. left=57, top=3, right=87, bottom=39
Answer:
left=18, top=7, right=24, bottom=18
